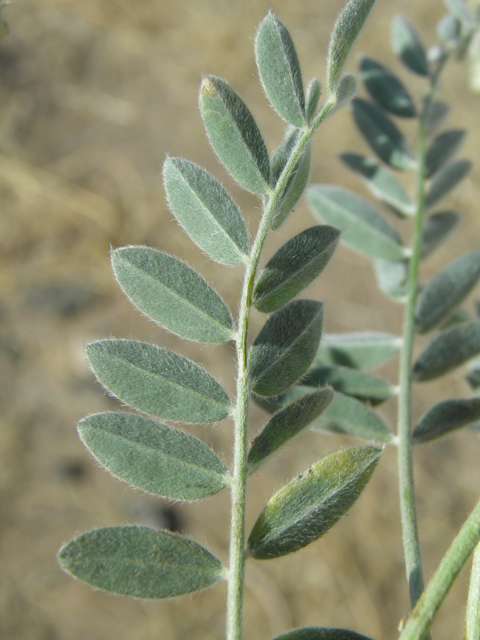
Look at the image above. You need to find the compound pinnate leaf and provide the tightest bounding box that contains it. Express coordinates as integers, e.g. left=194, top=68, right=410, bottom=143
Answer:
left=412, top=397, right=480, bottom=444
left=420, top=210, right=461, bottom=259
left=326, top=0, right=376, bottom=94
left=391, top=16, right=429, bottom=76
left=255, top=13, right=306, bottom=127
left=248, top=300, right=323, bottom=397
left=374, top=258, right=409, bottom=301
left=425, top=129, right=466, bottom=177
left=58, top=526, right=225, bottom=599
left=163, top=157, right=249, bottom=265
left=413, top=320, right=480, bottom=382
left=426, top=101, right=450, bottom=135
left=86, top=339, right=231, bottom=423
left=78, top=412, right=229, bottom=500
left=271, top=128, right=311, bottom=230
left=270, top=627, right=375, bottom=640
left=305, top=78, right=322, bottom=124
left=302, top=365, right=397, bottom=405
left=308, top=185, right=408, bottom=260
left=316, top=332, right=402, bottom=369
left=248, top=389, right=334, bottom=469
left=247, top=445, right=382, bottom=559
left=253, top=226, right=340, bottom=313
left=416, top=251, right=480, bottom=333
left=425, top=159, right=472, bottom=210
left=341, top=153, right=414, bottom=217
left=311, top=391, right=394, bottom=442
left=360, top=56, right=416, bottom=118
left=111, top=247, right=234, bottom=343
left=351, top=99, right=416, bottom=171
left=200, top=76, right=270, bottom=194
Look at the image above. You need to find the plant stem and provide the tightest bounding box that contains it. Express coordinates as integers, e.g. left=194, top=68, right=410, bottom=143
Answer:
left=225, top=98, right=336, bottom=640
left=395, top=25, right=459, bottom=591
left=398, top=495, right=480, bottom=640
left=396, top=102, right=429, bottom=609
left=465, top=542, right=480, bottom=639
left=226, top=204, right=272, bottom=640
left=396, top=47, right=458, bottom=612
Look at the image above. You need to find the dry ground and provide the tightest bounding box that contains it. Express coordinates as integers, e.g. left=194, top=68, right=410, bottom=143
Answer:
left=1, top=1, right=480, bottom=639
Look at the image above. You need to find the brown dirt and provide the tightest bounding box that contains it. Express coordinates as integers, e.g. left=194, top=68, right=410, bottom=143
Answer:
left=1, top=1, right=480, bottom=639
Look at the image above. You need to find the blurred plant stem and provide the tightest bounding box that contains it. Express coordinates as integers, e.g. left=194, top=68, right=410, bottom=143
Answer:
left=397, top=31, right=475, bottom=634
left=399, top=495, right=480, bottom=640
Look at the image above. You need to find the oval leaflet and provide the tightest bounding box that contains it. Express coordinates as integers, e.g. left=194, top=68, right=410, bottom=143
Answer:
left=86, top=339, right=231, bottom=423
left=248, top=299, right=324, bottom=398
left=200, top=75, right=270, bottom=194
left=78, top=412, right=229, bottom=500
left=247, top=445, right=382, bottom=559
left=58, top=526, right=225, bottom=599
left=255, top=13, right=306, bottom=126
left=254, top=226, right=340, bottom=313
left=112, top=246, right=235, bottom=343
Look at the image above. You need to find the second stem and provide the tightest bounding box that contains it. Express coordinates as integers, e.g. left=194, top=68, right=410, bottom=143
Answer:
left=396, top=97, right=431, bottom=608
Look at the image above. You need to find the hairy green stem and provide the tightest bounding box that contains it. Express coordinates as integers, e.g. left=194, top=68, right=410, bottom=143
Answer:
left=396, top=30, right=480, bottom=639
left=465, top=542, right=480, bottom=639
left=396, top=102, right=429, bottom=609
left=225, top=98, right=336, bottom=640
left=226, top=204, right=272, bottom=640
left=396, top=40, right=461, bottom=619
left=399, top=495, right=480, bottom=640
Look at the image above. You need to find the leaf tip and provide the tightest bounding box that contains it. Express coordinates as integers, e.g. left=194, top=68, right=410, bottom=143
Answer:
left=162, top=153, right=173, bottom=171
left=327, top=0, right=377, bottom=94
left=84, top=340, right=99, bottom=359
left=200, top=75, right=217, bottom=98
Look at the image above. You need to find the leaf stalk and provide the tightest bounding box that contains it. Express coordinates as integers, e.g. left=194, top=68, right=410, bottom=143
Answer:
left=396, top=92, right=429, bottom=611
left=396, top=38, right=465, bottom=624
left=226, top=97, right=337, bottom=640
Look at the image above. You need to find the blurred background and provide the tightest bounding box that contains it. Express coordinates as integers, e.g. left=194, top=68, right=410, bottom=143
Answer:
left=1, top=0, right=480, bottom=638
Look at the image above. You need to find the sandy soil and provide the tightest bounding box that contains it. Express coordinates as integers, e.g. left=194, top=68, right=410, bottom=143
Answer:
left=1, top=1, right=480, bottom=639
